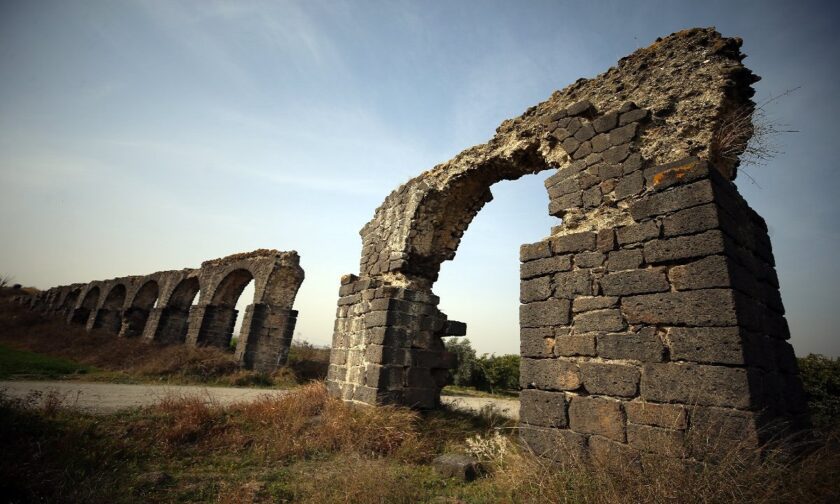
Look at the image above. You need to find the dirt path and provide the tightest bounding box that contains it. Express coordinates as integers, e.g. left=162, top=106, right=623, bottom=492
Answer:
left=0, top=380, right=519, bottom=419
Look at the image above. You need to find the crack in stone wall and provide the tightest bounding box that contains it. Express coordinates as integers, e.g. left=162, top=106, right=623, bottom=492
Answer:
left=326, top=27, right=808, bottom=465
left=28, top=250, right=304, bottom=373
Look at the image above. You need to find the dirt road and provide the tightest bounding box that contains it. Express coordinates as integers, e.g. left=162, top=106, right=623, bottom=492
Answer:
left=0, top=380, right=519, bottom=419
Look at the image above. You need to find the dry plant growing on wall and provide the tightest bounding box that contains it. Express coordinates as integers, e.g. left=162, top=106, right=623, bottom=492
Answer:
left=716, top=88, right=799, bottom=171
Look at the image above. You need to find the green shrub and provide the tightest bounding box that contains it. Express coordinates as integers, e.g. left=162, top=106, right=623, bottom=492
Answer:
left=798, top=354, right=840, bottom=428
left=445, top=338, right=520, bottom=394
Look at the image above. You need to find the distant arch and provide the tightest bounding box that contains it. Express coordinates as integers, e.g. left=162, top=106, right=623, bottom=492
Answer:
left=211, top=269, right=255, bottom=307
left=93, top=284, right=126, bottom=332
left=121, top=280, right=159, bottom=338
left=156, top=277, right=200, bottom=344
left=70, top=286, right=100, bottom=325
left=197, top=269, right=255, bottom=349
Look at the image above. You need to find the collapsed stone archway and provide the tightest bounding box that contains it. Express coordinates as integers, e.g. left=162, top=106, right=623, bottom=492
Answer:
left=326, top=28, right=808, bottom=463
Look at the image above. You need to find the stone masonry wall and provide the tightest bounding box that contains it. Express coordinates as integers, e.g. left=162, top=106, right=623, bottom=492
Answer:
left=29, top=250, right=304, bottom=373
left=327, top=27, right=808, bottom=465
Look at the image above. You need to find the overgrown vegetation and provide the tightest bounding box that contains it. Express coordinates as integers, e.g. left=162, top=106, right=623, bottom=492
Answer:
left=0, top=382, right=838, bottom=503
left=798, top=353, right=840, bottom=429
left=445, top=338, right=520, bottom=395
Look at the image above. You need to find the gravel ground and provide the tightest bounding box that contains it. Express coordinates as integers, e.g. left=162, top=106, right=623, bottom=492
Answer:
left=0, top=380, right=519, bottom=419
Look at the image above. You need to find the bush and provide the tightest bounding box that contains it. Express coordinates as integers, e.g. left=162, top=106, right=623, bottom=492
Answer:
left=445, top=338, right=520, bottom=394
left=798, top=354, right=840, bottom=428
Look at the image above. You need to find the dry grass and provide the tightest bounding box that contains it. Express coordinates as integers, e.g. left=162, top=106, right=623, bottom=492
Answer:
left=0, top=382, right=838, bottom=503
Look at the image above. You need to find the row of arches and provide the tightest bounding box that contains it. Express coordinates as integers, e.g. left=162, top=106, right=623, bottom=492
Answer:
left=29, top=250, right=305, bottom=373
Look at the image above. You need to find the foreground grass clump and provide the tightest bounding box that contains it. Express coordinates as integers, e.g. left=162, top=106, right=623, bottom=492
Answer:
left=1, top=382, right=839, bottom=503
left=0, top=382, right=505, bottom=503
left=0, top=297, right=329, bottom=386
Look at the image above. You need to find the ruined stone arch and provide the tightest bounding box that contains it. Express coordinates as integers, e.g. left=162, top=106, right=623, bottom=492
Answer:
left=69, top=285, right=100, bottom=325
left=209, top=268, right=256, bottom=308
left=327, top=28, right=807, bottom=464
left=93, top=283, right=127, bottom=332
left=148, top=274, right=202, bottom=344
left=119, top=280, right=160, bottom=338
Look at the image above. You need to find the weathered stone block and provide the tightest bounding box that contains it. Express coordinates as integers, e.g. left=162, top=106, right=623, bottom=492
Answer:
left=600, top=268, right=669, bottom=296
left=574, top=251, right=606, bottom=268
left=622, top=289, right=737, bottom=326
left=606, top=249, right=644, bottom=271
left=520, top=389, right=568, bottom=428
left=603, top=144, right=631, bottom=164
left=589, top=435, right=641, bottom=470
left=593, top=111, right=619, bottom=132
left=554, top=270, right=593, bottom=298
left=572, top=296, right=619, bottom=313
left=609, top=122, right=638, bottom=145
left=614, top=171, right=644, bottom=199
left=569, top=395, right=626, bottom=441
left=643, top=230, right=725, bottom=263
left=597, top=228, right=616, bottom=252
left=521, top=255, right=573, bottom=279
left=616, top=221, right=660, bottom=245
left=567, top=99, right=596, bottom=117
left=591, top=133, right=611, bottom=152
left=629, top=180, right=715, bottom=220
left=580, top=362, right=640, bottom=397
left=640, top=363, right=755, bottom=408
left=662, top=203, right=719, bottom=237
left=625, top=401, right=687, bottom=429
left=597, top=330, right=665, bottom=362
left=627, top=424, right=686, bottom=457
left=553, top=334, right=596, bottom=357
left=549, top=192, right=583, bottom=216
left=433, top=454, right=483, bottom=481
left=574, top=309, right=626, bottom=332
left=520, top=241, right=552, bottom=262
left=669, top=255, right=731, bottom=290
left=667, top=326, right=745, bottom=365
left=520, top=426, right=587, bottom=463
left=520, top=276, right=552, bottom=303
left=520, top=298, right=571, bottom=327
left=551, top=231, right=597, bottom=254
left=619, top=108, right=649, bottom=126
left=521, top=327, right=555, bottom=358
left=520, top=358, right=581, bottom=391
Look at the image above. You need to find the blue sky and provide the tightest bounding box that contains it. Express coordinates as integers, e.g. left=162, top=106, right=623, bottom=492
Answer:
left=1, top=0, right=838, bottom=357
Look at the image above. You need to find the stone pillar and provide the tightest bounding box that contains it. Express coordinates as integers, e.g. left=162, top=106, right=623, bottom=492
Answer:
left=234, top=303, right=299, bottom=373
left=118, top=307, right=151, bottom=338
left=187, top=305, right=238, bottom=349
left=89, top=308, right=123, bottom=334
left=517, top=156, right=807, bottom=464
left=327, top=276, right=459, bottom=408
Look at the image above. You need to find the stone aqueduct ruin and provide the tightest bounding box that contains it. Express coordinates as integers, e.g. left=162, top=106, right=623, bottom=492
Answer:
left=325, top=28, right=808, bottom=462
left=21, top=28, right=807, bottom=464
left=29, top=250, right=304, bottom=373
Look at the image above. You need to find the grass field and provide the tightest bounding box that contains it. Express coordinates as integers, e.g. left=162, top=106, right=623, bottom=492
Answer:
left=0, top=343, right=93, bottom=379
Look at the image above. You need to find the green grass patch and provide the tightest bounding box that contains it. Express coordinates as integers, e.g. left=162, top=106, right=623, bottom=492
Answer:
left=0, top=344, right=94, bottom=379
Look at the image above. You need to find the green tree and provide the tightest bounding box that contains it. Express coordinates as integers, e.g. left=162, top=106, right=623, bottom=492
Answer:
left=798, top=354, right=840, bottom=428
left=444, top=337, right=478, bottom=387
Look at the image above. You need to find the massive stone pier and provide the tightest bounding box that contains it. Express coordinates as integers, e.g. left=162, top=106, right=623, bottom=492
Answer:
left=326, top=28, right=808, bottom=464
